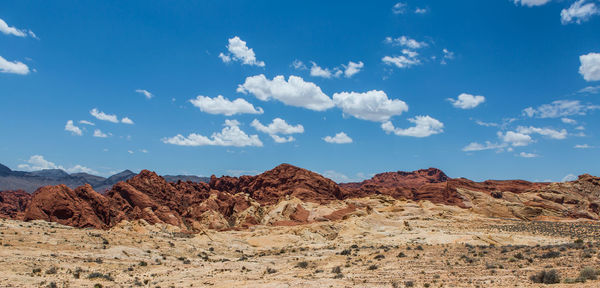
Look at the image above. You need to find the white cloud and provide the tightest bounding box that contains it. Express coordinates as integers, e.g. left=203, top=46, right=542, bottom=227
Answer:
left=0, top=18, right=35, bottom=38
left=291, top=60, right=307, bottom=70
left=251, top=118, right=304, bottom=135
left=561, top=117, right=577, bottom=124
left=90, top=108, right=119, bottom=123
left=392, top=2, right=407, bottom=14
left=79, top=120, right=95, bottom=126
left=579, top=53, right=600, bottom=81
left=384, top=36, right=427, bottom=49
left=382, top=54, right=421, bottom=69
left=462, top=141, right=507, bottom=152
left=64, top=120, right=82, bottom=136
left=322, top=170, right=355, bottom=183
left=513, top=0, right=551, bottom=7
left=561, top=0, right=599, bottom=25
left=0, top=55, right=30, bottom=75
left=415, top=7, right=428, bottom=14
left=562, top=174, right=577, bottom=182
left=237, top=74, right=334, bottom=111
left=523, top=100, right=598, bottom=118
left=333, top=90, right=408, bottom=122
left=93, top=129, right=108, bottom=138
left=135, top=89, right=153, bottom=99
left=323, top=132, right=353, bottom=144
left=342, top=61, right=364, bottom=78
left=448, top=93, right=485, bottom=109
left=121, top=117, right=134, bottom=125
left=17, top=155, right=97, bottom=174
left=441, top=48, right=455, bottom=65
left=578, top=85, right=600, bottom=94
left=516, top=126, right=568, bottom=139
left=162, top=119, right=263, bottom=147
left=219, top=36, right=265, bottom=67
left=497, top=131, right=533, bottom=147
left=575, top=144, right=594, bottom=149
left=190, top=95, right=263, bottom=116
left=518, top=152, right=539, bottom=158
left=382, top=115, right=444, bottom=137
left=475, top=120, right=499, bottom=127
left=310, top=61, right=342, bottom=78
left=270, top=134, right=295, bottom=143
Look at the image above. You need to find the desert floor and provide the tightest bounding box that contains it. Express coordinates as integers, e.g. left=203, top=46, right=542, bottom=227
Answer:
left=1, top=198, right=599, bottom=288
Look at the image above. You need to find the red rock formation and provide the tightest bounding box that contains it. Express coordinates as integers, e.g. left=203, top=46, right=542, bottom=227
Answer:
left=4, top=164, right=599, bottom=231
left=0, top=190, right=31, bottom=220
left=23, top=184, right=114, bottom=229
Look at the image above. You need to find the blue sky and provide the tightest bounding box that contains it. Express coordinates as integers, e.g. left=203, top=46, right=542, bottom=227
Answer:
left=1, top=0, right=599, bottom=182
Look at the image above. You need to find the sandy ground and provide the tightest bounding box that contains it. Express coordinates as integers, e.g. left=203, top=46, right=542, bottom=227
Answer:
left=1, top=197, right=599, bottom=287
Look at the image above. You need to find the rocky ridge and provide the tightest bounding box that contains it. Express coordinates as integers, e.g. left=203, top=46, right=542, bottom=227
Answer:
left=0, top=164, right=599, bottom=232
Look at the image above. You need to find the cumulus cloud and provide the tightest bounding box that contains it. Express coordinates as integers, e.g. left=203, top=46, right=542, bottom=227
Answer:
left=291, top=60, right=307, bottom=70
left=0, top=18, right=35, bottom=38
left=270, top=134, right=295, bottom=143
left=162, top=119, right=262, bottom=147
left=333, top=90, right=408, bottom=122
left=462, top=141, right=507, bottom=152
left=415, top=8, right=428, bottom=14
left=579, top=52, right=600, bottom=81
left=308, top=61, right=364, bottom=79
left=518, top=152, right=539, bottom=158
left=513, top=0, right=551, bottom=7
left=323, top=132, right=353, bottom=144
left=562, top=174, right=578, bottom=182
left=135, top=89, right=153, bottom=99
left=121, top=117, right=134, bottom=125
left=251, top=118, right=303, bottom=143
left=93, top=129, right=108, bottom=138
left=251, top=118, right=304, bottom=135
left=448, top=93, right=485, bottom=109
left=392, top=2, right=407, bottom=14
left=384, top=36, right=428, bottom=49
left=64, top=120, right=82, bottom=136
left=382, top=53, right=421, bottom=69
left=90, top=108, right=119, bottom=123
left=561, top=0, right=599, bottom=25
left=343, top=61, right=364, bottom=78
left=497, top=131, right=533, bottom=147
left=237, top=74, right=334, bottom=111
left=516, top=126, right=568, bottom=139
left=0, top=55, right=30, bottom=75
left=219, top=36, right=265, bottom=67
left=79, top=120, right=95, bottom=126
left=382, top=115, right=444, bottom=137
left=190, top=95, right=263, bottom=116
left=17, top=155, right=98, bottom=174
left=310, top=61, right=342, bottom=78
left=90, top=108, right=133, bottom=124
left=523, top=100, right=599, bottom=118
left=561, top=117, right=577, bottom=124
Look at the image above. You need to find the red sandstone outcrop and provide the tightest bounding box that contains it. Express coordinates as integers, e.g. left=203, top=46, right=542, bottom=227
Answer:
left=2, top=164, right=599, bottom=231
left=0, top=190, right=31, bottom=220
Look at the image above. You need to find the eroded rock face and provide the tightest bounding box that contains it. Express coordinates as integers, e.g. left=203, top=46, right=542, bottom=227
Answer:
left=0, top=190, right=31, bottom=220
left=7, top=164, right=600, bottom=232
left=23, top=184, right=114, bottom=229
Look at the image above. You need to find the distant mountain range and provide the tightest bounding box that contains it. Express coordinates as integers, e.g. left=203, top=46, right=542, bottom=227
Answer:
left=0, top=163, right=209, bottom=193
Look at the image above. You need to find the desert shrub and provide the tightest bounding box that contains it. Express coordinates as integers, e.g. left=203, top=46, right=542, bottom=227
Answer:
left=296, top=261, right=309, bottom=269
left=332, top=266, right=342, bottom=274
left=367, top=264, right=378, bottom=270
left=374, top=254, right=385, bottom=260
left=45, top=267, right=57, bottom=274
left=88, top=272, right=114, bottom=281
left=530, top=269, right=560, bottom=284
left=340, top=249, right=351, bottom=255
left=397, top=252, right=406, bottom=258
left=579, top=266, right=599, bottom=281
left=540, top=251, right=560, bottom=259
left=32, top=268, right=41, bottom=274
left=404, top=280, right=414, bottom=287
left=266, top=267, right=277, bottom=274
left=139, top=261, right=147, bottom=267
